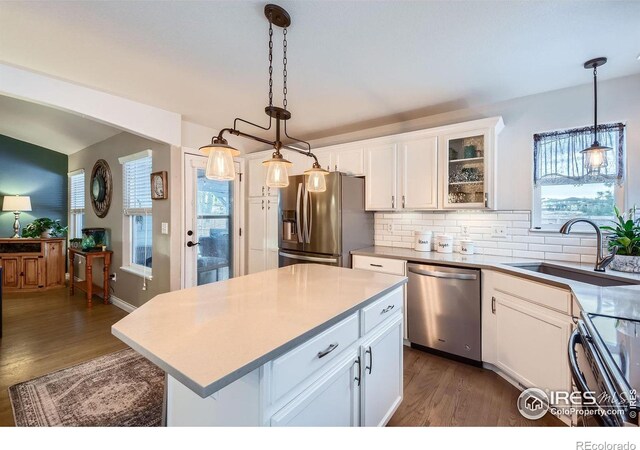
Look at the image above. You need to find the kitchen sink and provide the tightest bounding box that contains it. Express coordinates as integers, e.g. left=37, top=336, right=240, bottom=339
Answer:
left=505, top=263, right=638, bottom=287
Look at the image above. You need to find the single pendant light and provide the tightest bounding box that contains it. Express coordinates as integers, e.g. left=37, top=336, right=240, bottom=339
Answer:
left=200, top=137, right=240, bottom=180
left=304, top=162, right=329, bottom=192
left=263, top=149, right=292, bottom=188
left=580, top=57, right=611, bottom=174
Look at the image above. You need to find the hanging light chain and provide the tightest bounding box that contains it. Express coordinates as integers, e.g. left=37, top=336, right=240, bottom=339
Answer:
left=283, top=27, right=288, bottom=110
left=268, top=14, right=274, bottom=108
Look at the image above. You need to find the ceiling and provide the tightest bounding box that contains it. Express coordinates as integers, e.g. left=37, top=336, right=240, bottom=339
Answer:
left=0, top=95, right=122, bottom=154
left=1, top=1, right=639, bottom=151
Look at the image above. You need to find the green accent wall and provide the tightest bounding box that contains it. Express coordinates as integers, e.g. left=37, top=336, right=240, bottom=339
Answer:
left=0, top=135, right=68, bottom=237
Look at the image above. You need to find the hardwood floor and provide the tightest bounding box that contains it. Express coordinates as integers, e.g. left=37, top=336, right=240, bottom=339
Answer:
left=0, top=288, right=563, bottom=427
left=388, top=346, right=564, bottom=426
left=0, top=287, right=127, bottom=426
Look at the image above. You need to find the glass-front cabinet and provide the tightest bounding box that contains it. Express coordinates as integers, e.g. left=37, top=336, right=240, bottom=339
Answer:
left=441, top=128, right=494, bottom=209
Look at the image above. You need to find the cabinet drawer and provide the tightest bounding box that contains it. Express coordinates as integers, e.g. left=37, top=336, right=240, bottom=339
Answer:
left=271, top=313, right=359, bottom=402
left=361, top=288, right=403, bottom=335
left=352, top=255, right=406, bottom=276
left=492, top=271, right=572, bottom=314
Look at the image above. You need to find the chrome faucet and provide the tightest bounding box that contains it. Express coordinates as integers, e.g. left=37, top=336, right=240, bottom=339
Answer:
left=559, top=218, right=617, bottom=272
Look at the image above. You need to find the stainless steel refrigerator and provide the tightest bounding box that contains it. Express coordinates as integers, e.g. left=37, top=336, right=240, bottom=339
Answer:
left=278, top=172, right=373, bottom=268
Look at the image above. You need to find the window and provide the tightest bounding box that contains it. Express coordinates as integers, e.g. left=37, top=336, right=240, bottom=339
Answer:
left=533, top=123, right=625, bottom=231
left=119, top=150, right=153, bottom=276
left=68, top=170, right=85, bottom=239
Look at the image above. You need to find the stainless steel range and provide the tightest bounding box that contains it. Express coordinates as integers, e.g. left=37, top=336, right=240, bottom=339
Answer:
left=570, top=313, right=639, bottom=426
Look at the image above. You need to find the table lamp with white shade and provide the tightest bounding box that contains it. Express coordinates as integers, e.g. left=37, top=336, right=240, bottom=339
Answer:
left=2, top=195, right=32, bottom=238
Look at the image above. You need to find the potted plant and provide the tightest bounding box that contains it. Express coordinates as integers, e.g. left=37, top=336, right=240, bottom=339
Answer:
left=601, top=206, right=640, bottom=273
left=21, top=218, right=68, bottom=239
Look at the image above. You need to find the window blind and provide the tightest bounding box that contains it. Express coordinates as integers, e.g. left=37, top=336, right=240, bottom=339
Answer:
left=122, top=155, right=152, bottom=215
left=533, top=123, right=625, bottom=186
left=69, top=171, right=85, bottom=213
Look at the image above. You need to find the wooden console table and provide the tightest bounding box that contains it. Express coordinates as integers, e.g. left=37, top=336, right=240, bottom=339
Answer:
left=69, top=248, right=113, bottom=307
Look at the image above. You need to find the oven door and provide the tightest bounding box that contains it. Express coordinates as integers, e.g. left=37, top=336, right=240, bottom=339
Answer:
left=569, top=323, right=624, bottom=426
left=278, top=250, right=341, bottom=268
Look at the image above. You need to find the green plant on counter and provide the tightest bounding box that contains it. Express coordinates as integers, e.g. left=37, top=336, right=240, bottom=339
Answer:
left=600, top=206, right=640, bottom=256
left=21, top=218, right=68, bottom=238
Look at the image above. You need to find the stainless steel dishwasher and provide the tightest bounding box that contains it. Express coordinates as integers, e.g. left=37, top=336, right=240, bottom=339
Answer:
left=407, top=263, right=481, bottom=363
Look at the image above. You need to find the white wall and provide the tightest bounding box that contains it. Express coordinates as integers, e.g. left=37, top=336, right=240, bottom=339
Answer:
left=305, top=73, right=640, bottom=210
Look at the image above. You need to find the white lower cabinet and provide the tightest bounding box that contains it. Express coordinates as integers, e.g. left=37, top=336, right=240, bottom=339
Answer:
left=493, top=291, right=573, bottom=394
left=360, top=313, right=403, bottom=427
left=164, top=287, right=404, bottom=427
left=482, top=270, right=574, bottom=426
left=271, top=351, right=360, bottom=427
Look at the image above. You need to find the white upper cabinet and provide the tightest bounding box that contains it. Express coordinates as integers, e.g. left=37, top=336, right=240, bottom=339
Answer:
left=440, top=128, right=492, bottom=209
left=248, top=158, right=277, bottom=198
left=334, top=147, right=364, bottom=175
left=400, top=137, right=438, bottom=210
left=365, top=143, right=398, bottom=210
left=315, top=151, right=332, bottom=172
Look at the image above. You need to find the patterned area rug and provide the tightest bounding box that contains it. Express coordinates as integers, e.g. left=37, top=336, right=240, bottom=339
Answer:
left=8, top=349, right=164, bottom=426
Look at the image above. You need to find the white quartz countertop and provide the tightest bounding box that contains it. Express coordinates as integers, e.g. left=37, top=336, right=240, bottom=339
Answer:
left=352, top=246, right=640, bottom=321
left=112, top=264, right=406, bottom=398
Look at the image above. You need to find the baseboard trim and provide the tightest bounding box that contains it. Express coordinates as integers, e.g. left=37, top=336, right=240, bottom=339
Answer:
left=110, top=295, right=137, bottom=313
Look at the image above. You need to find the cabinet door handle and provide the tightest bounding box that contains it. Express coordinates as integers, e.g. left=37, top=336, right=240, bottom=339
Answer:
left=491, top=296, right=496, bottom=314
left=317, top=342, right=339, bottom=359
left=268, top=187, right=271, bottom=196
left=402, top=195, right=406, bottom=209
left=380, top=304, right=395, bottom=315
left=354, top=356, right=361, bottom=386
left=365, top=346, right=373, bottom=374
left=334, top=164, right=337, bottom=172
left=262, top=186, right=265, bottom=196
left=391, top=196, right=395, bottom=209
left=369, top=263, right=383, bottom=268
left=267, top=200, right=271, bottom=210
left=261, top=200, right=265, bottom=210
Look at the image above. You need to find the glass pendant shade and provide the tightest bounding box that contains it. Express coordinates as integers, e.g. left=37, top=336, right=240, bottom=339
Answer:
left=263, top=152, right=292, bottom=188
left=581, top=143, right=610, bottom=174
left=304, top=164, right=329, bottom=193
left=200, top=141, right=240, bottom=181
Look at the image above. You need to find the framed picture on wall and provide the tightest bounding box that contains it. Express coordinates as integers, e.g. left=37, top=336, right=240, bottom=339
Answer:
left=150, top=171, right=168, bottom=200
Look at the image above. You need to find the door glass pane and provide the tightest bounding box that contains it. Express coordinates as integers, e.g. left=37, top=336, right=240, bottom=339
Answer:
left=447, top=135, right=485, bottom=204
left=196, top=168, right=233, bottom=285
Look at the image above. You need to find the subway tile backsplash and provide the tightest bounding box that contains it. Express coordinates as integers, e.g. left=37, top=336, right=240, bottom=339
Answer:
left=374, top=210, right=599, bottom=264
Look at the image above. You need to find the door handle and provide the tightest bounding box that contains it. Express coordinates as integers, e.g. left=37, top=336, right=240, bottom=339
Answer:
left=491, top=296, right=496, bottom=314
left=261, top=199, right=265, bottom=210
left=402, top=195, right=406, bottom=208
left=186, top=241, right=200, bottom=248
left=365, top=346, right=373, bottom=374
left=369, top=263, right=383, bottom=268
left=354, top=356, right=361, bottom=386
left=267, top=199, right=271, bottom=210
left=317, top=342, right=339, bottom=359
left=391, top=195, right=395, bottom=209
left=408, top=267, right=478, bottom=280
left=262, top=186, right=265, bottom=196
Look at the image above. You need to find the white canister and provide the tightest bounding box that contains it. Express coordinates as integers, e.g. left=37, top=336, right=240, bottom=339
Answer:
left=414, top=231, right=432, bottom=252
left=436, top=234, right=453, bottom=254
left=460, top=240, right=475, bottom=255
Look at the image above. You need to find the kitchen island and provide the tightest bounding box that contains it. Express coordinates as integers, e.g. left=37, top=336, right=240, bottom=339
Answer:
left=112, top=264, right=407, bottom=426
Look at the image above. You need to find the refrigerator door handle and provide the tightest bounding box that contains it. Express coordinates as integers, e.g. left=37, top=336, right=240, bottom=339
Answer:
left=303, top=185, right=309, bottom=243
left=306, top=189, right=313, bottom=244
left=279, top=251, right=339, bottom=264
left=296, top=183, right=303, bottom=243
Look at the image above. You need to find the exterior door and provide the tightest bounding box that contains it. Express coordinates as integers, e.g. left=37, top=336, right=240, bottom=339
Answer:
left=184, top=153, right=242, bottom=288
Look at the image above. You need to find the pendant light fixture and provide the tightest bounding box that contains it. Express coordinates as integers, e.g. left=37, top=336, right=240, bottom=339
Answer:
left=201, top=4, right=327, bottom=192
left=580, top=57, right=611, bottom=174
